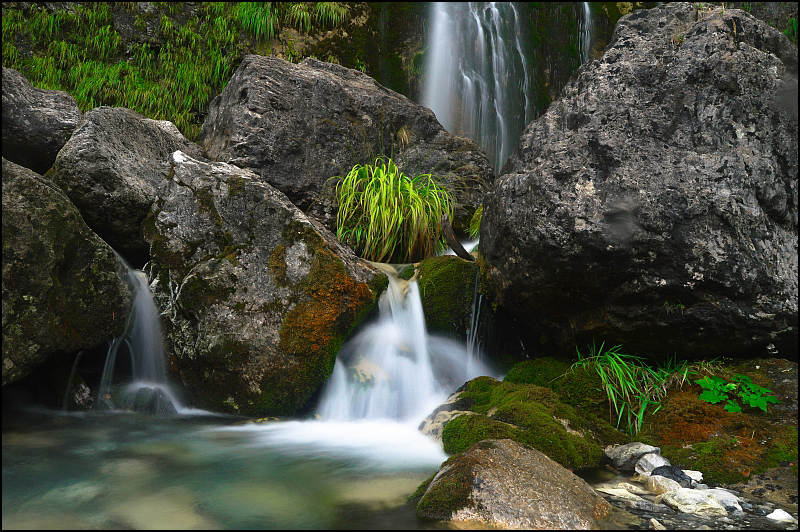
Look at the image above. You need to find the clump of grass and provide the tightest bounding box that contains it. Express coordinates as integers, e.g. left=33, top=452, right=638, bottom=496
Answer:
left=236, top=2, right=279, bottom=42
left=332, top=157, right=452, bottom=263
left=469, top=205, right=483, bottom=239
left=571, top=342, right=713, bottom=436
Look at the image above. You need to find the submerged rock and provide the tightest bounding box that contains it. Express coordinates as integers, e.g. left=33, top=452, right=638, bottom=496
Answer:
left=2, top=158, right=133, bottom=385
left=2, top=67, right=82, bottom=175
left=52, top=107, right=204, bottom=264
left=199, top=55, right=492, bottom=232
left=481, top=2, right=798, bottom=359
left=414, top=439, right=611, bottom=528
left=146, top=151, right=386, bottom=416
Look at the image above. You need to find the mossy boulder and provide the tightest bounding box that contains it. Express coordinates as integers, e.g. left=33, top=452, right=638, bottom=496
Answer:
left=413, top=439, right=612, bottom=528
left=2, top=157, right=133, bottom=385
left=414, top=255, right=479, bottom=340
left=147, top=151, right=386, bottom=416
left=439, top=376, right=628, bottom=471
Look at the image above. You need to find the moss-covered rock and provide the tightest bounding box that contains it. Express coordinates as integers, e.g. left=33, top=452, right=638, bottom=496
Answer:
left=2, top=157, right=133, bottom=386
left=148, top=151, right=386, bottom=416
left=414, top=255, right=479, bottom=340
left=439, top=376, right=627, bottom=470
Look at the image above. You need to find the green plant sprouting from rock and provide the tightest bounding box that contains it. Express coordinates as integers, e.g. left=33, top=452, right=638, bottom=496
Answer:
left=332, top=156, right=452, bottom=263
left=571, top=342, right=709, bottom=436
left=469, top=205, right=482, bottom=239
left=695, top=374, right=779, bottom=413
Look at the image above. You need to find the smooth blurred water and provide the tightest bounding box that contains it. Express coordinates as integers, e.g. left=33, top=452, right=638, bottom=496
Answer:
left=2, top=410, right=448, bottom=529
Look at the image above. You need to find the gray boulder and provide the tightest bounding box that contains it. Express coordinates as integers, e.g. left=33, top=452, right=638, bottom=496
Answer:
left=2, top=67, right=82, bottom=175
left=146, top=151, right=386, bottom=416
left=52, top=107, right=204, bottom=263
left=605, top=442, right=661, bottom=471
left=481, top=3, right=798, bottom=359
left=199, top=55, right=493, bottom=233
left=2, top=157, right=133, bottom=385
left=415, top=438, right=611, bottom=528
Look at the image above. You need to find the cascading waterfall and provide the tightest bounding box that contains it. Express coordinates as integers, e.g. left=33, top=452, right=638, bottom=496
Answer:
left=318, top=264, right=492, bottom=423
left=95, top=265, right=184, bottom=415
left=579, top=2, right=594, bottom=64
left=422, top=2, right=534, bottom=174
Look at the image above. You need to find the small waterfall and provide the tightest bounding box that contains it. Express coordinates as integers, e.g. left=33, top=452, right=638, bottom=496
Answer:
left=96, top=266, right=184, bottom=415
left=579, top=2, right=594, bottom=64
left=318, top=265, right=492, bottom=423
left=422, top=2, right=534, bottom=174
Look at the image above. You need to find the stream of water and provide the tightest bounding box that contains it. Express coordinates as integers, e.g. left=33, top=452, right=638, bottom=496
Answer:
left=3, top=265, right=494, bottom=529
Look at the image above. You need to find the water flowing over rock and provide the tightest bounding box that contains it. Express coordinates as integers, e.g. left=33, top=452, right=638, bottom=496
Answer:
left=2, top=67, right=82, bottom=175
left=52, top=106, right=204, bottom=264
left=198, top=55, right=493, bottom=232
left=2, top=157, right=133, bottom=385
left=414, top=439, right=611, bottom=528
left=481, top=2, right=798, bottom=360
left=146, top=151, right=386, bottom=416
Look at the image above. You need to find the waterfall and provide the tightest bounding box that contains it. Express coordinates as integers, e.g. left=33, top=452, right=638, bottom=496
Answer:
left=579, top=2, right=594, bottom=64
left=422, top=2, right=534, bottom=175
left=318, top=265, right=492, bottom=423
left=96, top=265, right=184, bottom=415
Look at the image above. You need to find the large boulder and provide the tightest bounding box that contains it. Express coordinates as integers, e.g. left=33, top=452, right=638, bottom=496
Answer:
left=481, top=3, right=798, bottom=359
left=198, top=55, right=493, bottom=233
left=413, top=438, right=611, bottom=528
left=146, top=151, right=386, bottom=416
left=52, top=107, right=204, bottom=264
left=2, top=157, right=133, bottom=385
left=2, top=67, right=82, bottom=175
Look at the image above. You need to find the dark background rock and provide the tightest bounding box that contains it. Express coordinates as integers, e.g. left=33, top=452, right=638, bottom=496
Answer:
left=481, top=3, right=798, bottom=361
left=146, top=151, right=386, bottom=416
left=2, top=157, right=133, bottom=386
left=52, top=106, right=204, bottom=266
left=198, top=55, right=493, bottom=234
left=2, top=66, right=81, bottom=175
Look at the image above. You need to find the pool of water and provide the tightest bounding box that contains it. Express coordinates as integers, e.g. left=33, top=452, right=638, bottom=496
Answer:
left=2, top=408, right=450, bottom=529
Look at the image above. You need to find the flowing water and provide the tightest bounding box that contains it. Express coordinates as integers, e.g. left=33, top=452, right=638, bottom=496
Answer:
left=579, top=2, right=594, bottom=65
left=422, top=2, right=534, bottom=174
left=3, top=265, right=494, bottom=529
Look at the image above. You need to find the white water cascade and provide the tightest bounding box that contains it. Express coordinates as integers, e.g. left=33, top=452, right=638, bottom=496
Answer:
left=422, top=2, right=534, bottom=174
left=318, top=265, right=493, bottom=423
left=95, top=266, right=185, bottom=415
left=579, top=2, right=594, bottom=64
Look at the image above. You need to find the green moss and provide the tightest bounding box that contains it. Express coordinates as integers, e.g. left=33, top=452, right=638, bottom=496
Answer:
left=415, top=256, right=478, bottom=339
left=415, top=459, right=475, bottom=520
left=227, top=175, right=245, bottom=198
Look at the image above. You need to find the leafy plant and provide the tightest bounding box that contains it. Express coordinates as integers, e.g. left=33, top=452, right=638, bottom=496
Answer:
left=332, top=157, right=452, bottom=263
left=695, top=374, right=779, bottom=413
left=469, top=205, right=483, bottom=239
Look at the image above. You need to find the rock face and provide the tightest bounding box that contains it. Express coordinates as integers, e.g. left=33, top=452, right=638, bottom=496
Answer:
left=146, top=151, right=386, bottom=416
left=2, top=67, right=82, bottom=175
left=52, top=106, right=204, bottom=264
left=198, top=55, right=493, bottom=232
left=2, top=158, right=133, bottom=385
left=415, top=438, right=611, bottom=528
left=481, top=3, right=798, bottom=359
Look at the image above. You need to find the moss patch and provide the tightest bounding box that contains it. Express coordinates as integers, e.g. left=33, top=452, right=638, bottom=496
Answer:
left=415, top=255, right=478, bottom=339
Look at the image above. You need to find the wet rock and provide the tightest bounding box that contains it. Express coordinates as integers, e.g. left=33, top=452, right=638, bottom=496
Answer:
left=657, top=488, right=728, bottom=517
left=415, top=439, right=611, bottom=528
left=417, top=391, right=472, bottom=441
left=2, top=158, right=133, bottom=386
left=2, top=67, right=81, bottom=175
left=706, top=488, right=743, bottom=514
left=481, top=2, right=799, bottom=359
left=767, top=508, right=797, bottom=523
left=605, top=442, right=661, bottom=471
left=635, top=452, right=671, bottom=476
left=147, top=151, right=385, bottom=416
left=52, top=107, right=204, bottom=263
left=199, top=55, right=492, bottom=233
left=651, top=465, right=693, bottom=488
left=646, top=474, right=683, bottom=495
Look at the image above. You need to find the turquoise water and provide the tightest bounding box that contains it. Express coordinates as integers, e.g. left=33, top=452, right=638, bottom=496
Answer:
left=2, top=409, right=448, bottom=529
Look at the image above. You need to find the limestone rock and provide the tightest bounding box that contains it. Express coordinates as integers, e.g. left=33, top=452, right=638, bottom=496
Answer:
left=605, top=442, right=661, bottom=471
left=481, top=2, right=798, bottom=359
left=656, top=487, right=728, bottom=517
left=2, top=157, right=133, bottom=385
left=645, top=474, right=682, bottom=495
left=415, top=439, right=611, bottom=528
left=199, top=55, right=493, bottom=233
left=2, top=67, right=81, bottom=175
left=635, top=452, right=671, bottom=476
left=146, top=151, right=385, bottom=416
left=52, top=107, right=204, bottom=263
left=651, top=465, right=693, bottom=488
